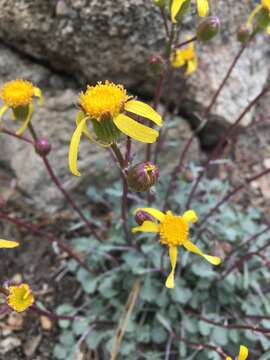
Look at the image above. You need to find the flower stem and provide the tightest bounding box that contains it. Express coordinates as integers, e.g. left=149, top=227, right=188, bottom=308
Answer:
left=27, top=123, right=101, bottom=241
left=111, top=142, right=132, bottom=245
left=174, top=36, right=197, bottom=49
left=163, top=39, right=253, bottom=209
left=0, top=127, right=33, bottom=145
left=197, top=166, right=270, bottom=234
left=186, top=83, right=270, bottom=209
left=0, top=210, right=92, bottom=273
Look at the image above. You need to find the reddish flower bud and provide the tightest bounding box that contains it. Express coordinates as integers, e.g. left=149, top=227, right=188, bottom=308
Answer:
left=135, top=210, right=155, bottom=225
left=34, top=138, right=52, bottom=157
left=182, top=169, right=194, bottom=183
left=127, top=162, right=159, bottom=192
left=149, top=54, right=165, bottom=75
left=237, top=24, right=252, bottom=43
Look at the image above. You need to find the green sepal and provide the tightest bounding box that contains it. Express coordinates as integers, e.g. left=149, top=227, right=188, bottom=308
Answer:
left=12, top=105, right=29, bottom=122
left=92, top=117, right=121, bottom=144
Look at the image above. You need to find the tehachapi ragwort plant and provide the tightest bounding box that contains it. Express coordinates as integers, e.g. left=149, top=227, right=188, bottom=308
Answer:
left=0, top=0, right=270, bottom=358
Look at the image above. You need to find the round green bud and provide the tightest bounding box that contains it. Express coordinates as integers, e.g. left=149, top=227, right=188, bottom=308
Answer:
left=196, top=16, right=220, bottom=42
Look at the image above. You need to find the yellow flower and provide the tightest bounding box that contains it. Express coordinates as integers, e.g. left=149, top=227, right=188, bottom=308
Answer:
left=171, top=0, right=209, bottom=23
left=0, top=239, right=19, bottom=248
left=247, top=0, right=270, bottom=35
left=0, top=79, right=43, bottom=135
left=7, top=283, right=34, bottom=313
left=171, top=40, right=198, bottom=75
left=69, top=81, right=163, bottom=176
left=226, top=345, right=249, bottom=360
left=132, top=208, right=221, bottom=288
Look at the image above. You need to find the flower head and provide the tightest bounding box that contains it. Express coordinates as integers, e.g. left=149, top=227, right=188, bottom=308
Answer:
left=171, top=40, right=198, bottom=75
left=132, top=208, right=221, bottom=288
left=226, top=345, right=249, bottom=360
left=7, top=283, right=34, bottom=313
left=69, top=81, right=163, bottom=176
left=171, top=0, right=209, bottom=23
left=79, top=81, right=131, bottom=121
left=0, top=239, right=19, bottom=248
left=0, top=79, right=43, bottom=135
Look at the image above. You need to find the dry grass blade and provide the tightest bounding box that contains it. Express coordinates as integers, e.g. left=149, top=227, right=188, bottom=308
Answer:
left=110, top=278, right=141, bottom=360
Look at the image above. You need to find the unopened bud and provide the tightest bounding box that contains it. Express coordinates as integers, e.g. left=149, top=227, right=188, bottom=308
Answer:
left=237, top=24, right=252, bottom=43
left=135, top=210, right=155, bottom=225
left=196, top=16, right=220, bottom=42
left=127, top=162, right=159, bottom=192
left=34, top=138, right=52, bottom=157
left=182, top=169, right=194, bottom=183
left=149, top=54, right=165, bottom=75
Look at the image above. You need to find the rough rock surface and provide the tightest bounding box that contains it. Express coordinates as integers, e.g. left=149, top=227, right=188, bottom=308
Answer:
left=0, top=0, right=269, bottom=210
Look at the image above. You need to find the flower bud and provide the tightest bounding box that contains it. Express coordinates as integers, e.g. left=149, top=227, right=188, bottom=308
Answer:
left=237, top=24, right=252, bottom=43
left=182, top=169, right=194, bottom=183
left=127, top=162, right=159, bottom=192
left=149, top=54, right=165, bottom=75
left=135, top=210, right=155, bottom=225
left=196, top=16, right=220, bottom=42
left=34, top=138, right=52, bottom=157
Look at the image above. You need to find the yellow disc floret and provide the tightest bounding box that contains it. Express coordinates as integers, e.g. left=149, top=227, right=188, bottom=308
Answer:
left=79, top=80, right=131, bottom=121
left=159, top=211, right=189, bottom=246
left=0, top=79, right=35, bottom=108
left=7, top=283, right=34, bottom=313
left=262, top=0, right=270, bottom=12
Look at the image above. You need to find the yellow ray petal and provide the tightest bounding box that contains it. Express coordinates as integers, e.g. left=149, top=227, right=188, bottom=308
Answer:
left=113, top=114, right=159, bottom=143
left=0, top=105, right=9, bottom=122
left=0, top=239, right=19, bottom=248
left=33, top=87, right=43, bottom=106
left=16, top=103, right=34, bottom=135
left=196, top=0, right=209, bottom=17
left=186, top=58, right=198, bottom=75
left=225, top=357, right=232, bottom=360
left=182, top=210, right=198, bottom=223
left=183, top=240, right=221, bottom=265
left=69, top=116, right=89, bottom=176
left=238, top=345, right=249, bottom=360
left=134, top=207, right=165, bottom=222
left=165, top=246, right=178, bottom=288
left=76, top=111, right=111, bottom=148
left=132, top=221, right=160, bottom=233
left=171, top=0, right=186, bottom=23
left=266, top=25, right=270, bottom=34
left=124, top=100, right=163, bottom=126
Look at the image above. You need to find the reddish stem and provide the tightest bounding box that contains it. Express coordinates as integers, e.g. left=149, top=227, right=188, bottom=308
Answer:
left=42, top=156, right=101, bottom=241
left=197, top=166, right=270, bottom=234
left=186, top=84, right=270, bottom=209
left=0, top=210, right=92, bottom=273
left=0, top=127, right=34, bottom=145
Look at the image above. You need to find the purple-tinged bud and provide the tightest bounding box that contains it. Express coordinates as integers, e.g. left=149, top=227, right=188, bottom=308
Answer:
left=196, top=16, right=220, bottom=42
left=182, top=169, right=194, bottom=183
left=127, top=162, right=159, bottom=192
left=34, top=138, right=52, bottom=157
left=149, top=54, right=165, bottom=75
left=135, top=210, right=155, bottom=226
left=237, top=24, right=252, bottom=43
